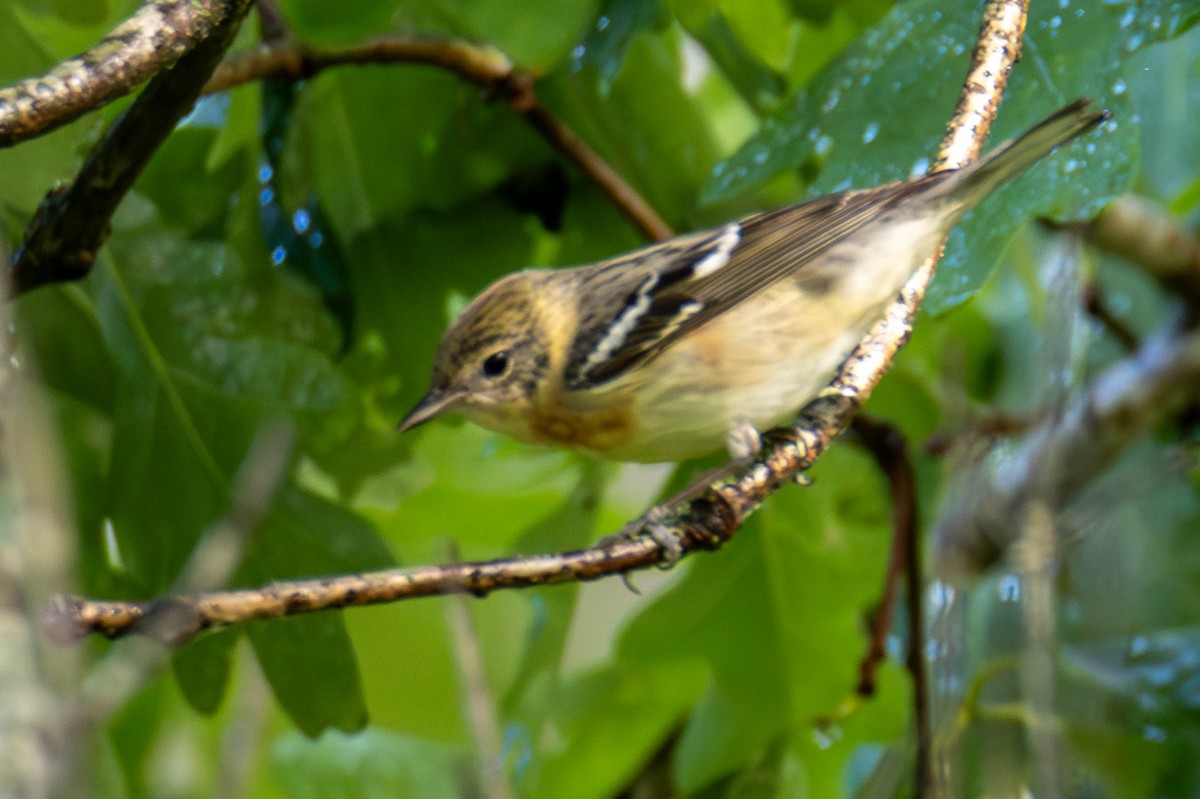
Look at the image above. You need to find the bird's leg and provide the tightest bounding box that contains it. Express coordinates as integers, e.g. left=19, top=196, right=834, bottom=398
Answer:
left=724, top=418, right=764, bottom=462
left=598, top=420, right=765, bottom=568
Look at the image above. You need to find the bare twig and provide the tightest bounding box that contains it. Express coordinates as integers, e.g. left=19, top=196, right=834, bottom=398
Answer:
left=46, top=525, right=720, bottom=642
left=1014, top=502, right=1063, bottom=799
left=212, top=647, right=272, bottom=799
left=204, top=35, right=674, bottom=242
left=0, top=0, right=245, bottom=147
left=47, top=0, right=1030, bottom=642
left=443, top=544, right=514, bottom=799
left=905, top=474, right=931, bottom=799
left=850, top=416, right=931, bottom=798
left=1082, top=281, right=1139, bottom=352
left=204, top=35, right=517, bottom=94
left=11, top=0, right=253, bottom=296
left=850, top=416, right=916, bottom=699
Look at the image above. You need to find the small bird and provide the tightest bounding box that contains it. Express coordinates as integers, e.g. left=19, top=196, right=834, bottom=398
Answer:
left=399, top=99, right=1107, bottom=463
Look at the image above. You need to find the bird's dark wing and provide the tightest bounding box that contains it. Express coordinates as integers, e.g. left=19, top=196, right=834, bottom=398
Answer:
left=562, top=175, right=940, bottom=389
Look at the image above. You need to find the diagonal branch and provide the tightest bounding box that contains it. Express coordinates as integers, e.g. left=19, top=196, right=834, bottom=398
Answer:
left=46, top=0, right=1029, bottom=643
left=9, top=0, right=253, bottom=296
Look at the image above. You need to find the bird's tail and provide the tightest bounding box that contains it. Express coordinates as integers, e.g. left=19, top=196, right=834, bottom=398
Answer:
left=939, top=97, right=1108, bottom=202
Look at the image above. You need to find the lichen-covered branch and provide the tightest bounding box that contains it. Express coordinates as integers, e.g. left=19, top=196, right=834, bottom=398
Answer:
left=0, top=0, right=247, bottom=147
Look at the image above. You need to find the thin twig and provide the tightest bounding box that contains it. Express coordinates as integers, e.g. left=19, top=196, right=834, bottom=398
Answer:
left=45, top=526, right=720, bottom=643
left=204, top=36, right=674, bottom=242
left=0, top=249, right=81, bottom=797
left=442, top=543, right=514, bottom=799
left=1014, top=502, right=1063, bottom=799
left=1082, top=281, right=1139, bottom=352
left=203, top=35, right=517, bottom=94
left=850, top=416, right=932, bottom=798
left=11, top=0, right=253, bottom=296
left=905, top=473, right=931, bottom=799
left=850, top=416, right=915, bottom=699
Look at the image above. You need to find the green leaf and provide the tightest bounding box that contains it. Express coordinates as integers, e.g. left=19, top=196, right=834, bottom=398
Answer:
left=367, top=421, right=584, bottom=557
left=271, top=728, right=463, bottom=799
left=259, top=486, right=397, bottom=577
left=618, top=525, right=793, bottom=792
left=447, top=0, right=603, bottom=71
left=273, top=0, right=399, bottom=45
left=615, top=445, right=901, bottom=792
left=296, top=68, right=461, bottom=238
left=498, top=466, right=607, bottom=785
left=15, top=0, right=111, bottom=29
left=717, top=0, right=792, bottom=72
left=136, top=101, right=250, bottom=238
left=249, top=614, right=370, bottom=737
left=530, top=661, right=708, bottom=799
left=102, top=375, right=225, bottom=593
left=574, top=0, right=670, bottom=95
left=105, top=676, right=169, bottom=798
left=237, top=487, right=392, bottom=736
left=541, top=24, right=727, bottom=228
left=172, top=628, right=240, bottom=715
left=700, top=0, right=1200, bottom=311
left=14, top=286, right=116, bottom=413
left=686, top=10, right=787, bottom=114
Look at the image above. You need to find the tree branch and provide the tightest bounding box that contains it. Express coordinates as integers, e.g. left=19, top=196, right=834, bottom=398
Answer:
left=203, top=35, right=674, bottom=242
left=1084, top=194, right=1200, bottom=309
left=851, top=416, right=932, bottom=798
left=10, top=0, right=252, bottom=296
left=934, top=327, right=1200, bottom=576
left=0, top=0, right=247, bottom=147
left=44, top=527, right=721, bottom=642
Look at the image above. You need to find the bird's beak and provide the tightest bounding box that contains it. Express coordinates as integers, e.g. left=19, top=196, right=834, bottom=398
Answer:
left=397, top=389, right=465, bottom=434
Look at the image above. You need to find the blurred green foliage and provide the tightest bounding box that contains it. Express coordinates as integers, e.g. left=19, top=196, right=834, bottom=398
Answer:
left=1, top=0, right=1199, bottom=796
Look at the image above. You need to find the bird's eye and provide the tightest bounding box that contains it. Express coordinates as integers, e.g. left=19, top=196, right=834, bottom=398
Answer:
left=481, top=351, right=510, bottom=378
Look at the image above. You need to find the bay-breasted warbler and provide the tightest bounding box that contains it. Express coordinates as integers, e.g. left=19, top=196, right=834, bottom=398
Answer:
left=400, top=99, right=1106, bottom=462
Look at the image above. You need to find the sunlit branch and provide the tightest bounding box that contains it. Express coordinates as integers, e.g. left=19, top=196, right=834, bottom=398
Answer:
left=0, top=0, right=245, bottom=147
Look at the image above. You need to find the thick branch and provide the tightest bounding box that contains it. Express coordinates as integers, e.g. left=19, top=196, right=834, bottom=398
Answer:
left=0, top=0, right=244, bottom=147
left=10, top=0, right=252, bottom=296
left=204, top=36, right=674, bottom=242
left=1085, top=194, right=1200, bottom=308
